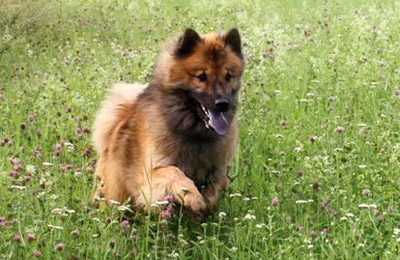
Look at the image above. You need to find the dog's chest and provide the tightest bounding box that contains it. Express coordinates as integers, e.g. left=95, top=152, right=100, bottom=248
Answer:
left=156, top=140, right=224, bottom=187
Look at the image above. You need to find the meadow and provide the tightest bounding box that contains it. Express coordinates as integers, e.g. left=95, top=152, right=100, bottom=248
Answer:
left=1, top=0, right=400, bottom=258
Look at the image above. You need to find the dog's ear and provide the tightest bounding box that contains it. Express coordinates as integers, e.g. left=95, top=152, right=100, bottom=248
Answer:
left=175, top=28, right=201, bottom=58
left=224, top=28, right=242, bottom=58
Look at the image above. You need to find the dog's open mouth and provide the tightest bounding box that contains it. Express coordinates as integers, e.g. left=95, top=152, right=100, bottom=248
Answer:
left=199, top=103, right=229, bottom=136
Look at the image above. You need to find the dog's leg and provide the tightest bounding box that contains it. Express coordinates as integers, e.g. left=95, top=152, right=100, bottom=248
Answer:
left=203, top=173, right=230, bottom=213
left=137, top=166, right=206, bottom=213
left=92, top=154, right=129, bottom=205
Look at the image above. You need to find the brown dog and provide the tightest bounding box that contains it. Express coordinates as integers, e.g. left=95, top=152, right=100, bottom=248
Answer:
left=92, top=28, right=245, bottom=215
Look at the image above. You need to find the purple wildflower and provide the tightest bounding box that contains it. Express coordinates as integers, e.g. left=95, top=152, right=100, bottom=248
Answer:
left=82, top=147, right=91, bottom=157
left=335, top=126, right=345, bottom=133
left=309, top=135, right=317, bottom=142
left=27, top=233, right=35, bottom=242
left=13, top=234, right=22, bottom=242
left=362, top=189, right=371, bottom=196
left=82, top=126, right=90, bottom=133
left=33, top=249, right=42, bottom=257
left=71, top=229, right=79, bottom=238
left=121, top=220, right=130, bottom=227
left=54, top=243, right=65, bottom=251
left=163, top=194, right=174, bottom=203
left=161, top=206, right=173, bottom=220
left=271, top=197, right=279, bottom=207
left=131, top=228, right=138, bottom=240
left=386, top=206, right=394, bottom=212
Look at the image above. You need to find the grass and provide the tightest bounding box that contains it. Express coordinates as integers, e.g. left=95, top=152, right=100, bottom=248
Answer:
left=1, top=0, right=400, bottom=258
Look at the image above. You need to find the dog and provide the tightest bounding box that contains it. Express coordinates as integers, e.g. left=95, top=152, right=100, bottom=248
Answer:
left=92, top=28, right=245, bottom=216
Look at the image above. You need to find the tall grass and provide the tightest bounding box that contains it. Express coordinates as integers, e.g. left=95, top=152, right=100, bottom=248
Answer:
left=1, top=0, right=400, bottom=258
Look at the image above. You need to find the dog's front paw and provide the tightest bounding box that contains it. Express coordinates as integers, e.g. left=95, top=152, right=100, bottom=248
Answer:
left=182, top=189, right=206, bottom=213
left=173, top=184, right=206, bottom=213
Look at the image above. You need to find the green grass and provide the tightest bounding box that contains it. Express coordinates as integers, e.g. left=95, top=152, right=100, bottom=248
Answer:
left=1, top=0, right=400, bottom=258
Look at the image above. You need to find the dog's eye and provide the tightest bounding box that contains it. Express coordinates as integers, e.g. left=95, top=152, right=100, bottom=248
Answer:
left=197, top=73, right=207, bottom=82
left=225, top=73, right=232, bottom=82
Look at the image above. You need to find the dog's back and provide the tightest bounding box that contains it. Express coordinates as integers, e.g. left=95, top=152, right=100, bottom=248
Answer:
left=92, top=83, right=146, bottom=153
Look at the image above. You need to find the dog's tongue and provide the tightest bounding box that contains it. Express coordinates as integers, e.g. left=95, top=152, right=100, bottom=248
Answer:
left=208, top=111, right=229, bottom=136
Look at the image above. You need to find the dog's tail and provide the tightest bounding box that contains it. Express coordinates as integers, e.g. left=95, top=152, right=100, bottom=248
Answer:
left=92, top=83, right=146, bottom=153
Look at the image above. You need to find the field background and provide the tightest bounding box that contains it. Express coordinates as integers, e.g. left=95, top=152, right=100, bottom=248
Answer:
left=1, top=0, right=400, bottom=259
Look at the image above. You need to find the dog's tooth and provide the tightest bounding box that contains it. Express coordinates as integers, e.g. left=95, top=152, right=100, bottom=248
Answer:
left=201, top=104, right=207, bottom=114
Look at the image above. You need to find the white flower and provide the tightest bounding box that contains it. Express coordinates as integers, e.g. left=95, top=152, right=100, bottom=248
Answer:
left=93, top=196, right=106, bottom=202
left=117, top=206, right=133, bottom=212
left=42, top=162, right=54, bottom=166
left=243, top=214, right=256, bottom=220
left=150, top=200, right=169, bottom=207
left=10, top=185, right=26, bottom=190
left=168, top=252, right=179, bottom=258
left=358, top=203, right=377, bottom=209
left=229, top=193, right=242, bottom=198
left=255, top=223, right=267, bottom=229
left=64, top=142, right=75, bottom=151
left=295, top=200, right=309, bottom=204
left=294, top=147, right=302, bottom=153
left=47, top=224, right=64, bottom=230
left=52, top=208, right=63, bottom=214
left=230, top=247, right=238, bottom=253
left=394, top=228, right=400, bottom=235
left=51, top=207, right=76, bottom=215
left=26, top=165, right=36, bottom=174
left=218, top=212, right=226, bottom=218
left=66, top=209, right=76, bottom=214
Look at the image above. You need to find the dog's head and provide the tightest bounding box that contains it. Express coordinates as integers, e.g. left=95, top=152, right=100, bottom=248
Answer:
left=154, top=28, right=245, bottom=136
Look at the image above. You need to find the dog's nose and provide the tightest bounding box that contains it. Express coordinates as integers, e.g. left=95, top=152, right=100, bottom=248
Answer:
left=214, top=98, right=230, bottom=112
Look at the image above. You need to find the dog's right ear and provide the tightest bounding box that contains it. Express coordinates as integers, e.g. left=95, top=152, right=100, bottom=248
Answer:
left=175, top=28, right=201, bottom=58
left=224, top=28, right=242, bottom=58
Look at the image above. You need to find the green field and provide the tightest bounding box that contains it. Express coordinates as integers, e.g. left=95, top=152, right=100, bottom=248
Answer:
left=1, top=0, right=400, bottom=258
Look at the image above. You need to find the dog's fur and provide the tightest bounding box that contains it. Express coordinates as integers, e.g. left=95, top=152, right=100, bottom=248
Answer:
left=92, top=28, right=245, bottom=215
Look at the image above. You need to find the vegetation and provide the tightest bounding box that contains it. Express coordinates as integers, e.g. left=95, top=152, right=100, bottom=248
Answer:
left=1, top=0, right=400, bottom=258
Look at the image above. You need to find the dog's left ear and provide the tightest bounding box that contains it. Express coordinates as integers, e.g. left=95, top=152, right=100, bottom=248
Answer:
left=224, top=28, right=242, bottom=58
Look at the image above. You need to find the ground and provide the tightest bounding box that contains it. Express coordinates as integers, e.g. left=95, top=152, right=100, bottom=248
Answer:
left=1, top=0, right=400, bottom=259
